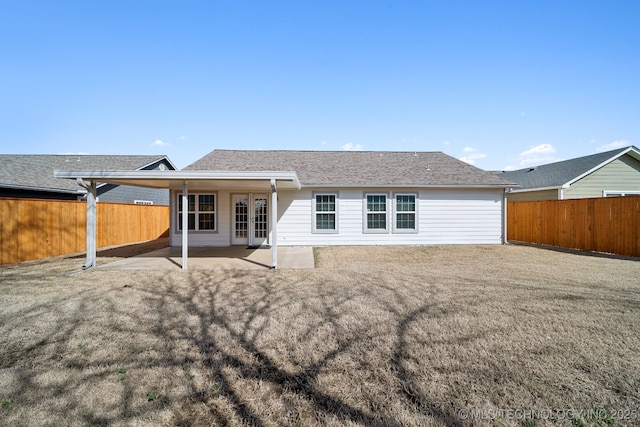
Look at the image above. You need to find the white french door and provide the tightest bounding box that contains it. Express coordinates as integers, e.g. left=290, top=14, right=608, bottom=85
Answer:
left=232, top=195, right=249, bottom=245
left=232, top=194, right=269, bottom=247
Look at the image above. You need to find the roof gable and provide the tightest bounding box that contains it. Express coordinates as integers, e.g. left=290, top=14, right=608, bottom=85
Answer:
left=185, top=150, right=515, bottom=187
left=497, top=146, right=640, bottom=190
left=0, top=154, right=175, bottom=194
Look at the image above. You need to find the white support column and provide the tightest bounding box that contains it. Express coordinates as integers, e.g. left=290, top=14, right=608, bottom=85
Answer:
left=182, top=181, right=189, bottom=270
left=77, top=179, right=97, bottom=270
left=76, top=178, right=97, bottom=269
left=270, top=179, right=278, bottom=269
left=502, top=188, right=508, bottom=244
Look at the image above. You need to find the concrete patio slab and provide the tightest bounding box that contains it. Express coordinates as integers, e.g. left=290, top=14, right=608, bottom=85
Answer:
left=97, top=246, right=315, bottom=270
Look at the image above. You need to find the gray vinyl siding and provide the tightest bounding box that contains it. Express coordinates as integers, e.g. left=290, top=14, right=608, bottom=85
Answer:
left=97, top=158, right=174, bottom=205
left=507, top=189, right=559, bottom=201
left=98, top=184, right=170, bottom=205
left=564, top=155, right=640, bottom=199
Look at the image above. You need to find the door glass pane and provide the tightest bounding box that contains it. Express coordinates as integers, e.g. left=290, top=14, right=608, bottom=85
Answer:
left=254, top=198, right=268, bottom=239
left=235, top=197, right=248, bottom=238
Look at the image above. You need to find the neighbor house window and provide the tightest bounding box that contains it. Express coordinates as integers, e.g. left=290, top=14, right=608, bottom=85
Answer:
left=603, top=191, right=640, bottom=197
left=394, top=193, right=417, bottom=232
left=364, top=193, right=388, bottom=232
left=177, top=193, right=216, bottom=231
left=313, top=193, right=337, bottom=232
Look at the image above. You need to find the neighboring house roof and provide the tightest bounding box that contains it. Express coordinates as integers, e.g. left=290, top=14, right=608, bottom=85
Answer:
left=497, top=146, right=640, bottom=191
left=185, top=150, right=515, bottom=187
left=0, top=154, right=176, bottom=194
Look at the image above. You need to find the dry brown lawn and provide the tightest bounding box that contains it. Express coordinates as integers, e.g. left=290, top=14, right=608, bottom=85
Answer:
left=1, top=243, right=639, bottom=426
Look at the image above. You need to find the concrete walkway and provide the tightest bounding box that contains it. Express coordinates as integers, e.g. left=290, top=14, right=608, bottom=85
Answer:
left=97, top=246, right=315, bottom=270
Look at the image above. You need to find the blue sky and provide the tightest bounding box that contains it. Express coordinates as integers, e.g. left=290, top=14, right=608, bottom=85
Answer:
left=1, top=1, right=638, bottom=170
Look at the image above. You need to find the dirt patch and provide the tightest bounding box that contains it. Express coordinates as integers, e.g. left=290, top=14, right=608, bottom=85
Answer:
left=1, top=245, right=639, bottom=426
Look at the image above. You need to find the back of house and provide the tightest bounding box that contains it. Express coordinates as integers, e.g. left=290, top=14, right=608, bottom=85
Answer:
left=168, top=150, right=516, bottom=248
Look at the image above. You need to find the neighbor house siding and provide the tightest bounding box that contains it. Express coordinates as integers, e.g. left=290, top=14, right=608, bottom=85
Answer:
left=98, top=184, right=171, bottom=205
left=276, top=188, right=503, bottom=246
left=507, top=189, right=559, bottom=202
left=563, top=155, right=640, bottom=199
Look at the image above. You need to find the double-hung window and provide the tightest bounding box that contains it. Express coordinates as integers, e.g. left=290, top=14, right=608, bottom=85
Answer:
left=365, top=193, right=388, bottom=232
left=394, top=193, right=417, bottom=232
left=177, top=193, right=216, bottom=232
left=313, top=193, right=337, bottom=232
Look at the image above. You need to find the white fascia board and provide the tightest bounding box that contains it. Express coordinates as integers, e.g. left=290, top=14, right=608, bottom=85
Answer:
left=0, top=183, right=85, bottom=194
left=54, top=170, right=301, bottom=189
left=302, top=184, right=516, bottom=189
left=508, top=185, right=561, bottom=193
left=564, top=146, right=640, bottom=188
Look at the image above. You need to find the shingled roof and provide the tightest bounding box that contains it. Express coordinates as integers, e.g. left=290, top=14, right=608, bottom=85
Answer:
left=185, top=150, right=515, bottom=187
left=497, top=146, right=640, bottom=190
left=0, top=154, right=174, bottom=194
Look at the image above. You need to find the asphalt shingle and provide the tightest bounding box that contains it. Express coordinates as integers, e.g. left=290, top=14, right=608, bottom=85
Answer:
left=496, top=147, right=635, bottom=189
left=0, top=154, right=170, bottom=193
left=185, top=150, right=515, bottom=187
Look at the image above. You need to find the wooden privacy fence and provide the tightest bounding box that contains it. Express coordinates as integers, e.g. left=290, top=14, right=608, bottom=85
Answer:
left=508, top=197, right=640, bottom=257
left=0, top=198, right=170, bottom=265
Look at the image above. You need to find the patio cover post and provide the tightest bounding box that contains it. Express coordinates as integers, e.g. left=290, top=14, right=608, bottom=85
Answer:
left=271, top=179, right=277, bottom=269
left=77, top=178, right=97, bottom=270
left=502, top=188, right=508, bottom=244
left=182, top=181, right=188, bottom=270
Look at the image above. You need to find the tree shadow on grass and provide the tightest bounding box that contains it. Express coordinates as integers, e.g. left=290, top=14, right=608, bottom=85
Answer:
left=1, top=267, right=510, bottom=426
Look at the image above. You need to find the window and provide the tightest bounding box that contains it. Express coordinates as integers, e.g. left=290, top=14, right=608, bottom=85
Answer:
left=365, top=193, right=388, bottom=232
left=313, top=193, right=337, bottom=232
left=394, top=193, right=417, bottom=232
left=603, top=191, right=640, bottom=197
left=177, top=193, right=216, bottom=231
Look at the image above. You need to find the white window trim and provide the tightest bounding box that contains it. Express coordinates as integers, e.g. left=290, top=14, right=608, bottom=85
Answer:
left=312, top=192, right=339, bottom=234
left=603, top=190, right=640, bottom=197
left=176, top=192, right=218, bottom=233
left=392, top=192, right=419, bottom=234
left=363, top=192, right=389, bottom=234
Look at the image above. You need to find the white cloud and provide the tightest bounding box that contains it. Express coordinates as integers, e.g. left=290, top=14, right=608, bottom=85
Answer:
left=341, top=142, right=363, bottom=151
left=320, top=140, right=328, bottom=146
left=152, top=139, right=169, bottom=147
left=458, top=146, right=487, bottom=165
left=518, top=144, right=557, bottom=166
left=520, top=144, right=555, bottom=157
left=520, top=111, right=526, bottom=118
left=596, top=140, right=630, bottom=152
left=179, top=136, right=187, bottom=140
left=502, top=165, right=516, bottom=171
left=442, top=140, right=450, bottom=146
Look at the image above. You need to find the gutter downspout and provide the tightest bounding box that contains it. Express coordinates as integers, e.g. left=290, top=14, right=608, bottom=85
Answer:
left=77, top=178, right=97, bottom=269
